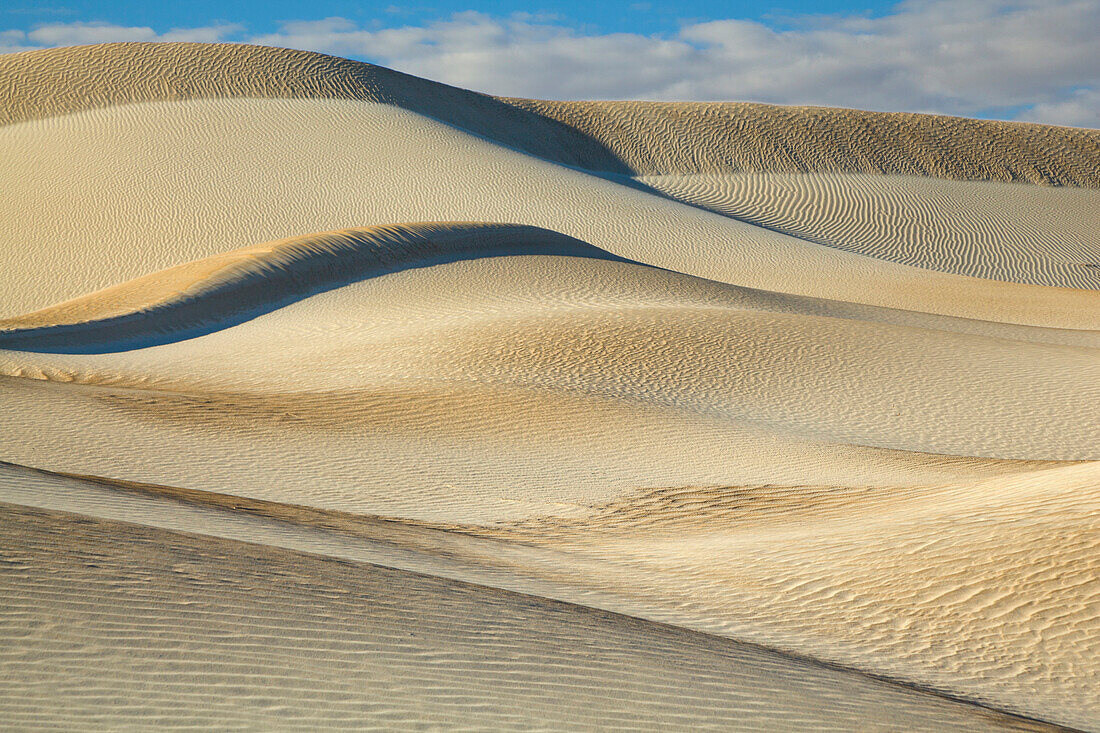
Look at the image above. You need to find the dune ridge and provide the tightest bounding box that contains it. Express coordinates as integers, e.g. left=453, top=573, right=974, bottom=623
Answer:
left=4, top=95, right=1098, bottom=328
left=0, top=223, right=624, bottom=352
left=3, top=42, right=1100, bottom=185
left=4, top=221, right=1095, bottom=359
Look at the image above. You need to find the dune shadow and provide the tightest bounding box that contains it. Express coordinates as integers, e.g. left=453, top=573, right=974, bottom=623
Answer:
left=0, top=223, right=640, bottom=355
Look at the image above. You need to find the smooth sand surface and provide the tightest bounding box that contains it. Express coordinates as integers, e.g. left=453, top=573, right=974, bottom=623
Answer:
left=2, top=42, right=1099, bottom=731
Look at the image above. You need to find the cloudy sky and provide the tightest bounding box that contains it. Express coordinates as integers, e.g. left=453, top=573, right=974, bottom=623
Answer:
left=2, top=0, right=1097, bottom=128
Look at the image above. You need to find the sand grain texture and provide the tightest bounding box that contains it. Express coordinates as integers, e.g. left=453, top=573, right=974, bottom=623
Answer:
left=1, top=42, right=1099, bottom=731
left=0, top=500, right=1071, bottom=732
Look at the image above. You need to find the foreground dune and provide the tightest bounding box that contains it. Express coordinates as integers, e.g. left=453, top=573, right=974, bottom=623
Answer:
left=1, top=42, right=1098, bottom=731
left=0, top=494, right=1067, bottom=732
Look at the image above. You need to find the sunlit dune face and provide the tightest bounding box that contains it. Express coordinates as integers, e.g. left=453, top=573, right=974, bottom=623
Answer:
left=1, top=42, right=1098, bottom=732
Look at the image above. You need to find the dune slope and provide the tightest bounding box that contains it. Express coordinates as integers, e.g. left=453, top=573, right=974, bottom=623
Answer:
left=5, top=42, right=1100, bottom=184
left=1, top=42, right=1099, bottom=731
left=3, top=94, right=1099, bottom=330
left=0, top=223, right=623, bottom=351
left=0, top=499, right=1068, bottom=732
left=638, top=172, right=1100, bottom=288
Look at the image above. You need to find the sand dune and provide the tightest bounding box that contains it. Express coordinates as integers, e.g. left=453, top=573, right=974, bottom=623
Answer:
left=5, top=43, right=1100, bottom=185
left=1, top=458, right=1096, bottom=729
left=0, top=498, right=1066, bottom=732
left=639, top=172, right=1100, bottom=287
left=0, top=223, right=622, bottom=350
left=2, top=42, right=1099, bottom=731
left=3, top=55, right=1100, bottom=328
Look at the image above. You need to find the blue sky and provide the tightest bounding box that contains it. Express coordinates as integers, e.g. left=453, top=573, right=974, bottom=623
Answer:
left=3, top=1, right=901, bottom=36
left=3, top=1, right=1098, bottom=128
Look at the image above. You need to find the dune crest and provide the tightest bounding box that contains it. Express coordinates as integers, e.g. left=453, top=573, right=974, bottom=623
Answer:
left=0, top=223, right=623, bottom=352
left=3, top=95, right=1098, bottom=328
left=4, top=42, right=1100, bottom=185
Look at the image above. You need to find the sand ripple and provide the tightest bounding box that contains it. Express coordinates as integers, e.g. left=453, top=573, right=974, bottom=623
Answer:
left=2, top=41, right=1098, bottom=731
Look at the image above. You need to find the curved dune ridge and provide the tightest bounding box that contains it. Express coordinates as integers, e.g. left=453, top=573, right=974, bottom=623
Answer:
left=3, top=96, right=1099, bottom=329
left=0, top=223, right=626, bottom=352
left=2, top=42, right=1100, bottom=731
left=4, top=42, right=1100, bottom=185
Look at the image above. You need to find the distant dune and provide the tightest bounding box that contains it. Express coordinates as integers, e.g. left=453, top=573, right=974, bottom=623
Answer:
left=1, top=42, right=1098, bottom=731
left=5, top=43, right=1100, bottom=185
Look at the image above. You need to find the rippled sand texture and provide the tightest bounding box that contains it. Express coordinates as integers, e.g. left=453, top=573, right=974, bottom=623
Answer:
left=1, top=42, right=1099, bottom=731
left=638, top=173, right=1100, bottom=288
left=0, top=499, right=1066, bottom=732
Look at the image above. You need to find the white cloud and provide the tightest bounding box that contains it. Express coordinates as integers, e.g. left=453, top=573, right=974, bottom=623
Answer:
left=1, top=1, right=1097, bottom=129
left=26, top=21, right=158, bottom=45
left=1019, top=88, right=1100, bottom=128
left=244, top=2, right=1100, bottom=127
left=2, top=21, right=241, bottom=51
left=0, top=28, right=38, bottom=54
left=160, top=24, right=246, bottom=43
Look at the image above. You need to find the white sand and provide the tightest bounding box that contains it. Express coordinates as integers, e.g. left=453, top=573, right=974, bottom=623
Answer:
left=638, top=172, right=1100, bottom=288
left=1, top=42, right=1098, bottom=731
left=0, top=493, right=1064, bottom=731
left=3, top=97, right=1098, bottom=331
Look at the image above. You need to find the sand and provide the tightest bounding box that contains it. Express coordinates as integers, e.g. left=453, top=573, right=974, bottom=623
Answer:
left=4, top=96, right=1099, bottom=331
left=638, top=172, right=1100, bottom=288
left=5, top=43, right=1100, bottom=185
left=1, top=42, right=1098, bottom=731
left=0, top=497, right=1066, bottom=732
